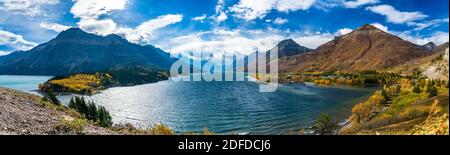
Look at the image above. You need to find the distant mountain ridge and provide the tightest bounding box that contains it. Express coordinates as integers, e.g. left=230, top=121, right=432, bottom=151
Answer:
left=422, top=42, right=437, bottom=51
left=240, top=39, right=311, bottom=72
left=271, top=39, right=312, bottom=57
left=0, top=28, right=176, bottom=76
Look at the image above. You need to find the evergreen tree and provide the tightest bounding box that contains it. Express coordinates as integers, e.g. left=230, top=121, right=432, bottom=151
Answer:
left=428, top=86, right=438, bottom=97
left=97, top=106, right=113, bottom=127
left=68, top=96, right=113, bottom=127
left=313, top=113, right=339, bottom=135
left=78, top=97, right=88, bottom=114
left=86, top=101, right=98, bottom=121
left=43, top=92, right=60, bottom=105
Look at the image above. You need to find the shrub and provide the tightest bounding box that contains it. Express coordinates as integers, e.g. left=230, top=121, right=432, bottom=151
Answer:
left=148, top=124, right=175, bottom=135
left=202, top=128, right=215, bottom=135
left=54, top=118, right=87, bottom=134
left=351, top=91, right=385, bottom=123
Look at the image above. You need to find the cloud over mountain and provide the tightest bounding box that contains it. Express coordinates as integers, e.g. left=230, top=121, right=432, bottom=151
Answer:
left=366, top=4, right=428, bottom=24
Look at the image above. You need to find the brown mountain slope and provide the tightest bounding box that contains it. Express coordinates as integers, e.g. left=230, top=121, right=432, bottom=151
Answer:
left=279, top=24, right=431, bottom=72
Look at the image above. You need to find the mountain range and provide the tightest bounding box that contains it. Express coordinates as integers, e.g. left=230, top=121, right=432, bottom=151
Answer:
left=0, top=24, right=448, bottom=78
left=0, top=28, right=176, bottom=76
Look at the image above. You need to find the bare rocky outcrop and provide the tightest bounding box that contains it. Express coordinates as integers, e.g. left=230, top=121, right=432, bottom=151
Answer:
left=422, top=47, right=449, bottom=80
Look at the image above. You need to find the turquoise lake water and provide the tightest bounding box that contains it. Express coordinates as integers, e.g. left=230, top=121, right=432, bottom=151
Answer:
left=0, top=75, right=377, bottom=134
left=0, top=75, right=52, bottom=95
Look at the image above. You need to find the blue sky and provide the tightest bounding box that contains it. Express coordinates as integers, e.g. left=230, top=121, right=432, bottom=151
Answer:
left=0, top=0, right=448, bottom=56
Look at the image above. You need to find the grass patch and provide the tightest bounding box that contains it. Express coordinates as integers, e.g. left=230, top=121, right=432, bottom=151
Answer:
left=54, top=117, right=88, bottom=134
left=111, top=123, right=175, bottom=135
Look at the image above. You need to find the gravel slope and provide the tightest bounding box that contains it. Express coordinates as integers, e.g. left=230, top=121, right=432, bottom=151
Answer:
left=0, top=87, right=114, bottom=135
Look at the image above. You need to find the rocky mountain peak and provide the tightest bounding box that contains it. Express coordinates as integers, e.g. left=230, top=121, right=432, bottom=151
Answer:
left=423, top=42, right=437, bottom=51
left=55, top=28, right=99, bottom=41
left=356, top=24, right=380, bottom=31
left=277, top=39, right=298, bottom=47
left=272, top=39, right=311, bottom=57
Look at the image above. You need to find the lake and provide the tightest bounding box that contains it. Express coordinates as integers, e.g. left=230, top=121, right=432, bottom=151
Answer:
left=0, top=75, right=377, bottom=134
left=0, top=75, right=52, bottom=95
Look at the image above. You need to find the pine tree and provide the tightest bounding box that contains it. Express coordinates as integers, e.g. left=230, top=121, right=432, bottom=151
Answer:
left=97, top=106, right=113, bottom=127
left=69, top=97, right=75, bottom=108
left=43, top=92, right=61, bottom=105
left=86, top=101, right=98, bottom=121
left=68, top=96, right=112, bottom=127
left=313, top=113, right=339, bottom=135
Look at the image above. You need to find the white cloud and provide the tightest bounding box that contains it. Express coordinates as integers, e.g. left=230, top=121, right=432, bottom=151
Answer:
left=69, top=0, right=183, bottom=42
left=366, top=23, right=448, bottom=46
left=0, top=50, right=11, bottom=56
left=40, top=22, right=71, bottom=32
left=230, top=0, right=316, bottom=21
left=371, top=23, right=389, bottom=32
left=214, top=11, right=229, bottom=23
left=337, top=28, right=353, bottom=35
left=407, top=18, right=449, bottom=31
left=78, top=19, right=117, bottom=36
left=0, top=0, right=59, bottom=17
left=344, top=0, right=379, bottom=8
left=70, top=0, right=127, bottom=36
left=160, top=28, right=286, bottom=56
left=229, top=0, right=273, bottom=21
left=273, top=17, right=288, bottom=25
left=116, top=14, right=183, bottom=44
left=292, top=33, right=335, bottom=49
left=192, top=14, right=207, bottom=22
left=137, top=14, right=183, bottom=33
left=216, top=0, right=225, bottom=13
left=70, top=0, right=127, bottom=19
left=314, top=0, right=343, bottom=11
left=210, top=0, right=228, bottom=23
left=276, top=0, right=317, bottom=12
left=397, top=31, right=449, bottom=46
left=366, top=5, right=428, bottom=24
left=0, top=29, right=37, bottom=51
